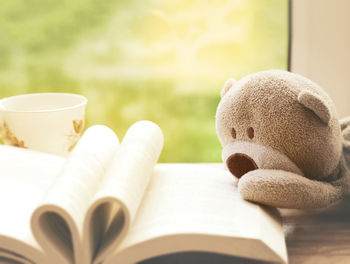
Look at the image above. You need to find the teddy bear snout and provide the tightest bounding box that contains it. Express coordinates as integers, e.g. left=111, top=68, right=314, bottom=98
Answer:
left=226, top=153, right=258, bottom=178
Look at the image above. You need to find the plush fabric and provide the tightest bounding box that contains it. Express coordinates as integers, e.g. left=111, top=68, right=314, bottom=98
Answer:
left=216, top=70, right=350, bottom=209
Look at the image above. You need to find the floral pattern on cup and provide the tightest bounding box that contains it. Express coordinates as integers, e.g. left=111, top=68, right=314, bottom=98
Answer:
left=0, top=122, right=27, bottom=148
left=67, top=120, right=84, bottom=152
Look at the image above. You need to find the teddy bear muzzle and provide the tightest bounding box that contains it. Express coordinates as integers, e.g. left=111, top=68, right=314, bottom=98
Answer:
left=226, top=153, right=258, bottom=178
left=222, top=141, right=304, bottom=179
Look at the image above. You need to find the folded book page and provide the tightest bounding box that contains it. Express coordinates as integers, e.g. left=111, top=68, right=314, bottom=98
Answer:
left=86, top=120, right=164, bottom=264
left=30, top=125, right=120, bottom=264
left=29, top=121, right=163, bottom=264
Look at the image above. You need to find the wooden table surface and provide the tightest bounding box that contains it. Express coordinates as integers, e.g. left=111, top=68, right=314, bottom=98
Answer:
left=281, top=197, right=350, bottom=264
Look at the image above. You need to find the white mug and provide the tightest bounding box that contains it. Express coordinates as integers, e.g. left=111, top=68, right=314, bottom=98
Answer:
left=0, top=93, right=87, bottom=156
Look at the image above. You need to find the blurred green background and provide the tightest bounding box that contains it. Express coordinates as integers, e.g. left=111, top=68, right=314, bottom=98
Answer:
left=0, top=0, right=288, bottom=162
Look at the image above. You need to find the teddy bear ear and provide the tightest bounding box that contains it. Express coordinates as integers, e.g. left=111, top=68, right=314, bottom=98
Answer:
left=220, top=78, right=236, bottom=98
left=298, top=90, right=332, bottom=125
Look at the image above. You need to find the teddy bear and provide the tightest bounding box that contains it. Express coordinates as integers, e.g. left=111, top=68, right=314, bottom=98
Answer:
left=216, top=69, right=350, bottom=209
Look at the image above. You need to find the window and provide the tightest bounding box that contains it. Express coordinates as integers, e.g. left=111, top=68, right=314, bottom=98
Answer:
left=0, top=0, right=289, bottom=161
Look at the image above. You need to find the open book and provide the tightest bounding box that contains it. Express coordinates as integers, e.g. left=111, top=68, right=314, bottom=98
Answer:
left=0, top=121, right=288, bottom=264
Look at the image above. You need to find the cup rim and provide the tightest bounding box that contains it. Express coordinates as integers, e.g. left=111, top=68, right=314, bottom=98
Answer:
left=0, top=93, right=88, bottom=113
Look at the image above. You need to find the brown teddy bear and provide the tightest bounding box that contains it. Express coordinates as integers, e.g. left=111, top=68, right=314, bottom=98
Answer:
left=216, top=70, right=350, bottom=209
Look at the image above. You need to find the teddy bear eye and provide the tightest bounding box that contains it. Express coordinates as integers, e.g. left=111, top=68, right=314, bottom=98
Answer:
left=231, top=128, right=236, bottom=139
left=247, top=127, right=254, bottom=139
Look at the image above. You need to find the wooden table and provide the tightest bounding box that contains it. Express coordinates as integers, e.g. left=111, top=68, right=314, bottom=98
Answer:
left=281, top=197, right=350, bottom=264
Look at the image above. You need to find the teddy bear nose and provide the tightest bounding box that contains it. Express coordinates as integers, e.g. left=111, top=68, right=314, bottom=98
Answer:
left=226, top=153, right=258, bottom=178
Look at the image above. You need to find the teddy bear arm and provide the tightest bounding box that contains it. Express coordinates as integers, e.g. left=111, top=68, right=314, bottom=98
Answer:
left=238, top=169, right=343, bottom=209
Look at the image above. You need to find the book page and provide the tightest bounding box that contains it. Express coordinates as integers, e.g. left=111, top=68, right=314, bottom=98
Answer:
left=83, top=121, right=164, bottom=264
left=30, top=125, right=119, bottom=264
left=0, top=145, right=65, bottom=264
left=107, top=164, right=287, bottom=264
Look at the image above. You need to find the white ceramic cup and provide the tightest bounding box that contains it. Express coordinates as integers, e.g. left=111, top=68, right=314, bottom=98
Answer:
left=0, top=93, right=87, bottom=156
